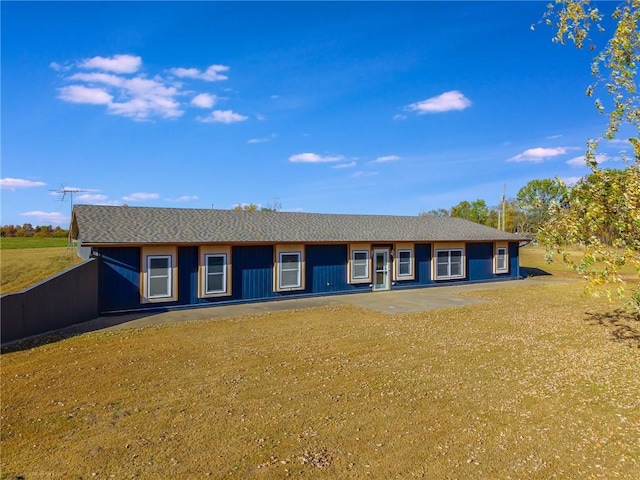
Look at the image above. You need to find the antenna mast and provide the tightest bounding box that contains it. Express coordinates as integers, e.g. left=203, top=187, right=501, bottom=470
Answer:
left=50, top=185, right=88, bottom=259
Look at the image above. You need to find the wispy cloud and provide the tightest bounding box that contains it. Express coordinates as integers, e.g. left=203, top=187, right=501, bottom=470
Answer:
left=351, top=171, right=379, bottom=178
left=1, top=178, right=47, bottom=190
left=248, top=133, right=278, bottom=144
left=289, top=153, right=344, bottom=163
left=372, top=155, right=400, bottom=163
left=198, top=110, right=248, bottom=123
left=333, top=161, right=356, bottom=169
left=407, top=90, right=471, bottom=114
left=167, top=195, right=199, bottom=202
left=76, top=193, right=108, bottom=202
left=566, top=154, right=609, bottom=167
left=191, top=93, right=217, bottom=109
left=546, top=134, right=563, bottom=140
left=79, top=54, right=142, bottom=74
left=54, top=55, right=237, bottom=121
left=507, top=147, right=570, bottom=163
left=122, top=192, right=159, bottom=202
left=58, top=85, right=113, bottom=105
left=169, top=65, right=229, bottom=82
left=21, top=211, right=68, bottom=225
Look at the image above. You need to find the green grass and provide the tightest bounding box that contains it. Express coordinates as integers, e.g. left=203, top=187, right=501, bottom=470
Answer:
left=0, top=245, right=81, bottom=293
left=0, top=237, right=69, bottom=249
left=2, top=247, right=639, bottom=479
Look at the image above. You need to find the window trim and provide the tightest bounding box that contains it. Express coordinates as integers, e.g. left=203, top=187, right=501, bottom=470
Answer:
left=279, top=251, right=302, bottom=289
left=141, top=246, right=178, bottom=303
left=348, top=243, right=371, bottom=284
left=147, top=255, right=172, bottom=299
left=274, top=244, right=305, bottom=292
left=494, top=243, right=509, bottom=274
left=394, top=243, right=415, bottom=280
left=199, top=245, right=232, bottom=298
left=205, top=253, right=227, bottom=294
left=352, top=250, right=370, bottom=279
left=433, top=244, right=466, bottom=281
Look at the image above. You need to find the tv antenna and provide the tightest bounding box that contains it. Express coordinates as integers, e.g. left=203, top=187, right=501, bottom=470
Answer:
left=50, top=185, right=88, bottom=260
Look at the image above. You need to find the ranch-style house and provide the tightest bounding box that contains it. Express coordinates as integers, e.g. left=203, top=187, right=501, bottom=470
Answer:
left=70, top=205, right=527, bottom=314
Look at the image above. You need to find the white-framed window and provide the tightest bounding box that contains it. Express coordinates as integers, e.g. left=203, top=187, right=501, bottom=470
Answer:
left=147, top=255, right=172, bottom=299
left=397, top=249, right=412, bottom=277
left=495, top=245, right=508, bottom=273
left=205, top=253, right=227, bottom=294
left=279, top=252, right=302, bottom=289
left=435, top=249, right=464, bottom=280
left=141, top=246, right=178, bottom=303
left=348, top=243, right=371, bottom=284
left=352, top=250, right=370, bottom=279
left=199, top=246, right=232, bottom=298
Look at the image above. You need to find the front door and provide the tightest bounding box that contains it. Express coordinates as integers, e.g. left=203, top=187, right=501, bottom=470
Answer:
left=373, top=249, right=390, bottom=291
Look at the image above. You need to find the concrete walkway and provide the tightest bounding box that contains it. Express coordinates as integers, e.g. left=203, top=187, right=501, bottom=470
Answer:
left=57, top=277, right=562, bottom=337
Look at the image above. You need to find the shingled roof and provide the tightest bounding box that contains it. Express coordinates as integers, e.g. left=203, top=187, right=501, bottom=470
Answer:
left=71, top=204, right=525, bottom=245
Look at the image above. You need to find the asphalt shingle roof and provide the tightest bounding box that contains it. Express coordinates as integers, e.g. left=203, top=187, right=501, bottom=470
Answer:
left=71, top=205, right=526, bottom=245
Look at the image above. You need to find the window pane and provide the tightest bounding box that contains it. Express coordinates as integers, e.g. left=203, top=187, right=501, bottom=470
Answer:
left=149, top=257, right=169, bottom=276
left=281, top=253, right=299, bottom=269
left=437, top=251, right=449, bottom=263
left=207, top=273, right=224, bottom=292
left=353, top=262, right=367, bottom=278
left=437, top=263, right=449, bottom=277
left=398, top=251, right=411, bottom=276
left=281, top=269, right=299, bottom=287
left=450, top=260, right=462, bottom=277
left=207, top=255, right=224, bottom=273
left=149, top=277, right=169, bottom=297
left=497, top=248, right=507, bottom=270
left=354, top=252, right=367, bottom=261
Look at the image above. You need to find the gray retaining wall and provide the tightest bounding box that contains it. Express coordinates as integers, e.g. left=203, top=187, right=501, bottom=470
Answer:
left=1, top=259, right=99, bottom=344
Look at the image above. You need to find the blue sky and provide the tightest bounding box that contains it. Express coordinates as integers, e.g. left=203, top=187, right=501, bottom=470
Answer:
left=1, top=1, right=634, bottom=226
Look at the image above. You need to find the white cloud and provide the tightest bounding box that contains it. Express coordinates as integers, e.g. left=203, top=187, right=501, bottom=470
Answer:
left=407, top=90, right=471, bottom=114
left=507, top=147, right=569, bottom=163
left=21, top=211, right=68, bottom=225
left=167, top=195, right=199, bottom=202
left=393, top=114, right=407, bottom=121
left=289, top=153, right=344, bottom=163
left=248, top=133, right=277, bottom=144
left=566, top=154, right=609, bottom=167
left=58, top=85, right=113, bottom=105
left=351, top=171, right=379, bottom=178
left=333, top=161, right=357, bottom=169
left=198, top=110, right=248, bottom=123
left=76, top=193, right=108, bottom=202
left=170, top=64, right=229, bottom=82
left=546, top=134, right=563, bottom=140
left=373, top=155, right=400, bottom=163
left=79, top=54, right=142, bottom=74
left=1, top=178, right=47, bottom=190
left=56, top=55, right=235, bottom=121
left=122, top=192, right=159, bottom=202
left=191, top=93, right=217, bottom=108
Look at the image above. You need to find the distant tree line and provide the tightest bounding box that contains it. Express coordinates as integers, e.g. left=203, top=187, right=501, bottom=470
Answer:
left=0, top=224, right=69, bottom=238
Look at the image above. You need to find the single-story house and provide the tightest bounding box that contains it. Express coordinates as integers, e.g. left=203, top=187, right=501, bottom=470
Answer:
left=70, top=205, right=528, bottom=314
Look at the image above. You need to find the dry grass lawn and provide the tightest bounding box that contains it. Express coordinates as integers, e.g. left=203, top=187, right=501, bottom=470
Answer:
left=1, top=247, right=639, bottom=479
left=0, top=246, right=81, bottom=294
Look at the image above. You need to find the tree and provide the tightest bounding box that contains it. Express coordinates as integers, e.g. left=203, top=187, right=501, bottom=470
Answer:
left=419, top=208, right=450, bottom=217
left=516, top=179, right=566, bottom=234
left=451, top=199, right=489, bottom=225
left=540, top=0, right=640, bottom=310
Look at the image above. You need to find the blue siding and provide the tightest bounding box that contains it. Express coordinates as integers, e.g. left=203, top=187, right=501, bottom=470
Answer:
left=95, top=240, right=522, bottom=313
left=467, top=242, right=494, bottom=281
left=98, top=247, right=141, bottom=312
left=178, top=246, right=199, bottom=305
left=232, top=245, right=277, bottom=301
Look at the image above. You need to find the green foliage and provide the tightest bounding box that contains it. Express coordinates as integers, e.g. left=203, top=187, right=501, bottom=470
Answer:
left=516, top=178, right=566, bottom=233
left=540, top=0, right=640, bottom=310
left=450, top=199, right=489, bottom=225
left=418, top=208, right=450, bottom=217
left=540, top=166, right=640, bottom=310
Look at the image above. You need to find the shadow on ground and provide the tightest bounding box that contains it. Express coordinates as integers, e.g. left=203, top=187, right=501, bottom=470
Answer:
left=585, top=308, right=640, bottom=349
left=520, top=266, right=552, bottom=277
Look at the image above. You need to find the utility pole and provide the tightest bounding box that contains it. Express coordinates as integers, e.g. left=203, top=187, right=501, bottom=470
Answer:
left=501, top=184, right=507, bottom=231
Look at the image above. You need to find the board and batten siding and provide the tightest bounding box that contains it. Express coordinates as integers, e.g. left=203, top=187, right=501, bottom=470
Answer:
left=93, top=241, right=519, bottom=314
